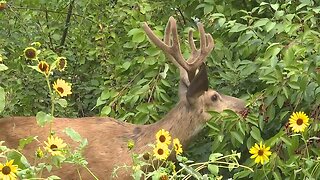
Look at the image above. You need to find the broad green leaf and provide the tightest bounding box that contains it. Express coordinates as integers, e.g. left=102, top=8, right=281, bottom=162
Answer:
left=36, top=111, right=53, bottom=127
left=253, top=18, right=269, bottom=28
left=250, top=127, right=262, bottom=142
left=229, top=23, right=247, bottom=33
left=208, top=164, right=219, bottom=175
left=265, top=21, right=276, bottom=32
left=101, top=105, right=111, bottom=116
left=57, top=99, right=68, bottom=108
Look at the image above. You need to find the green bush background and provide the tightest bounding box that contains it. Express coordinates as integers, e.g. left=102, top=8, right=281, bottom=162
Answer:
left=0, top=0, right=319, bottom=179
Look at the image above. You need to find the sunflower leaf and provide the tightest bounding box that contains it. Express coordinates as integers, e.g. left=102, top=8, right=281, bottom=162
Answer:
left=36, top=111, right=53, bottom=127
left=57, top=99, right=68, bottom=108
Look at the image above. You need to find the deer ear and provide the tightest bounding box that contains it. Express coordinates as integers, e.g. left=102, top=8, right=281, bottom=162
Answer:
left=186, top=63, right=209, bottom=104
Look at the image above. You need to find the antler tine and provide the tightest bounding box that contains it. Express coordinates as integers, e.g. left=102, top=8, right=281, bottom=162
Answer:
left=188, top=29, right=198, bottom=56
left=142, top=17, right=190, bottom=71
left=187, top=22, right=215, bottom=70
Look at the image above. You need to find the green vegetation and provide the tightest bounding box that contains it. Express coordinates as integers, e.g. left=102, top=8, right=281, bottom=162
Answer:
left=0, top=0, right=319, bottom=179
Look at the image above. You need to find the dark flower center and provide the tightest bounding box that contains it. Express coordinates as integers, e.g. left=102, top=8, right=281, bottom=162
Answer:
left=50, top=144, right=58, bottom=151
left=296, top=118, right=303, bottom=125
left=143, top=153, right=150, bottom=160
left=160, top=175, right=169, bottom=180
left=25, top=49, right=36, bottom=58
left=175, top=143, right=179, bottom=150
left=2, top=166, right=11, bottom=175
left=57, top=87, right=64, bottom=94
left=58, top=59, right=66, bottom=69
left=158, top=148, right=164, bottom=155
left=159, top=135, right=166, bottom=143
left=38, top=63, right=48, bottom=73
left=258, top=150, right=264, bottom=156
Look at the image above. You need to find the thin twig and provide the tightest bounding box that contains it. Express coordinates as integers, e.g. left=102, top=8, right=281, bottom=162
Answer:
left=60, top=0, right=75, bottom=47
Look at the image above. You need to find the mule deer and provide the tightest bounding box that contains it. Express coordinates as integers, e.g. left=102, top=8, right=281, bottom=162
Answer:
left=0, top=17, right=245, bottom=179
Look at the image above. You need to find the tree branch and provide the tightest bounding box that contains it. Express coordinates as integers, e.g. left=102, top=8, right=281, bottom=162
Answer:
left=60, top=0, right=75, bottom=47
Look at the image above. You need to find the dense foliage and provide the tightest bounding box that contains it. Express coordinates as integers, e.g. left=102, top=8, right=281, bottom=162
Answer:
left=0, top=0, right=319, bottom=179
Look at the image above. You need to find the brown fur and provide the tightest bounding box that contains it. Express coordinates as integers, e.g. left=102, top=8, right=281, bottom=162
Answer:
left=0, top=91, right=244, bottom=179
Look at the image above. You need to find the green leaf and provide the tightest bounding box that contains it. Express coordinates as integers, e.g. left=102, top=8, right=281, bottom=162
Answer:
left=18, top=136, right=36, bottom=151
left=270, top=4, right=279, bottom=11
left=209, top=153, right=223, bottom=162
left=100, top=89, right=110, bottom=100
left=101, top=105, right=111, bottom=116
left=208, top=164, right=219, bottom=175
left=250, top=127, right=262, bottom=142
left=56, top=99, right=68, bottom=108
left=229, top=23, right=247, bottom=33
left=0, top=64, right=8, bottom=71
left=280, top=136, right=292, bottom=146
left=133, top=33, right=146, bottom=44
left=234, top=170, right=251, bottom=179
left=122, top=61, right=131, bottom=70
left=231, top=131, right=244, bottom=144
left=265, top=21, right=276, bottom=32
left=64, top=127, right=83, bottom=142
left=36, top=111, right=53, bottom=127
left=0, top=87, right=5, bottom=113
left=253, top=18, right=269, bottom=28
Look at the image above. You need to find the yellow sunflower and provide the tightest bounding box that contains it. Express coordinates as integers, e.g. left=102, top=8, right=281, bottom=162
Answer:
left=156, top=129, right=171, bottom=145
left=249, top=142, right=272, bottom=165
left=0, top=160, right=18, bottom=180
left=173, top=138, right=183, bottom=155
left=53, top=79, right=72, bottom=97
left=56, top=57, right=67, bottom=71
left=153, top=143, right=170, bottom=160
left=289, top=111, right=309, bottom=133
left=38, top=61, right=50, bottom=75
left=44, top=136, right=67, bottom=156
left=23, top=47, right=38, bottom=60
left=0, top=1, right=7, bottom=11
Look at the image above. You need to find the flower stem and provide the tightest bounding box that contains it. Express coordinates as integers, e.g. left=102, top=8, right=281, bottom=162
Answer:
left=45, top=76, right=54, bottom=133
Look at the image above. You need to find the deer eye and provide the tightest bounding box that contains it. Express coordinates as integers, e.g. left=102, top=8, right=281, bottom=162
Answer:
left=211, top=94, right=218, bottom=101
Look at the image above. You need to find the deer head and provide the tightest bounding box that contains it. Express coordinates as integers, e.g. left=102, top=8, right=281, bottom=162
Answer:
left=140, top=17, right=246, bottom=146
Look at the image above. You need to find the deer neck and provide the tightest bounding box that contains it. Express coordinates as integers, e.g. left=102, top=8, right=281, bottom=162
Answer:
left=148, top=99, right=207, bottom=146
